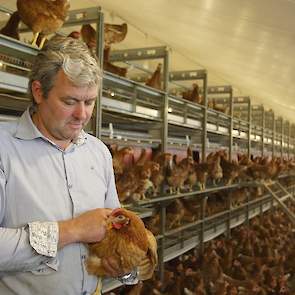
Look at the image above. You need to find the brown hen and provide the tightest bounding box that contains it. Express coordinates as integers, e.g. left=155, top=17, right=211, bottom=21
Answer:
left=16, top=0, right=70, bottom=48
left=81, top=24, right=128, bottom=76
left=182, top=83, right=202, bottom=104
left=86, top=208, right=158, bottom=281
left=80, top=24, right=96, bottom=50
left=104, top=46, right=128, bottom=77
left=112, top=145, right=134, bottom=179
left=145, top=63, right=162, bottom=90
left=81, top=22, right=128, bottom=49
left=104, top=23, right=128, bottom=47
left=151, top=152, right=172, bottom=196
left=0, top=11, right=21, bottom=40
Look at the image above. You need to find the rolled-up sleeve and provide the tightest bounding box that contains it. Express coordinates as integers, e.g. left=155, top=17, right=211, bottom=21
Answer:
left=28, top=221, right=58, bottom=257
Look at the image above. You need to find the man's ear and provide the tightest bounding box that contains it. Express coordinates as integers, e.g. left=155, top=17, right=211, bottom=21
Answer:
left=31, top=81, right=44, bottom=104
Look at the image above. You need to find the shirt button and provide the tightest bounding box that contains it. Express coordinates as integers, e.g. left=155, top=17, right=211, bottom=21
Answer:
left=81, top=255, right=86, bottom=259
left=68, top=184, right=73, bottom=189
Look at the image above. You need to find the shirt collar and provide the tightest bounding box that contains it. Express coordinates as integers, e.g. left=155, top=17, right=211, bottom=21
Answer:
left=14, top=106, right=87, bottom=147
left=72, top=129, right=87, bottom=146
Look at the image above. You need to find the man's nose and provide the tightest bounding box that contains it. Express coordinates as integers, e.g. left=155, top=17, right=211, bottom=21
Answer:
left=73, top=103, right=87, bottom=120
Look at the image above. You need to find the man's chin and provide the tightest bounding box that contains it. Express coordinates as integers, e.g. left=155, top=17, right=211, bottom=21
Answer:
left=62, top=129, right=82, bottom=141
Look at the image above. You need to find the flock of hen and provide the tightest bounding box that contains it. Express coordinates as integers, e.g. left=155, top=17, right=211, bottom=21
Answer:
left=111, top=145, right=295, bottom=204
left=100, top=151, right=295, bottom=294
left=113, top=204, right=295, bottom=295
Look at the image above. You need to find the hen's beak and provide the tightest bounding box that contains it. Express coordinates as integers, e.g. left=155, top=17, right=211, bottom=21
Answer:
left=107, top=215, right=116, bottom=229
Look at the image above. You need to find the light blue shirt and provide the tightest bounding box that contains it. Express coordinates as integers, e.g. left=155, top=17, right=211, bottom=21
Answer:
left=0, top=108, right=120, bottom=295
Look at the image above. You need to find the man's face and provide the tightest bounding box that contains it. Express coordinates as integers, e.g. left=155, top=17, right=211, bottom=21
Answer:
left=32, top=69, right=98, bottom=148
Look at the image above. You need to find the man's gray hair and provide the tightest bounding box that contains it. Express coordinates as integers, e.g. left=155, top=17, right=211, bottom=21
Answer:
left=28, top=35, right=101, bottom=102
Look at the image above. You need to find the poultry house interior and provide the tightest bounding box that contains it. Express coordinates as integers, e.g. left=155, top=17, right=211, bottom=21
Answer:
left=1, top=1, right=295, bottom=294
left=0, top=0, right=295, bottom=120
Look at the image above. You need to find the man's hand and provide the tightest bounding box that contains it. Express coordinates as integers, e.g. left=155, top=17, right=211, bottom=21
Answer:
left=58, top=208, right=112, bottom=248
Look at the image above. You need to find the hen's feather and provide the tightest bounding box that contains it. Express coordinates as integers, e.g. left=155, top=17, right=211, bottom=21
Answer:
left=138, top=229, right=158, bottom=280
left=17, top=0, right=70, bottom=35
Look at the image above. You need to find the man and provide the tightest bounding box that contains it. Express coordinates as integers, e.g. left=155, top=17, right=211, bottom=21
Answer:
left=0, top=36, right=123, bottom=294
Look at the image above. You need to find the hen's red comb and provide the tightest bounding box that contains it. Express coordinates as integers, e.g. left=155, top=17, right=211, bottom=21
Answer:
left=111, top=207, right=123, bottom=216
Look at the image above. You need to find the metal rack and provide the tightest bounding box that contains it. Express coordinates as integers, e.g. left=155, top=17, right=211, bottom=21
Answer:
left=1, top=30, right=293, bottom=158
left=166, top=69, right=207, bottom=159
left=291, top=124, right=295, bottom=156
left=102, top=46, right=169, bottom=152
left=251, top=105, right=264, bottom=156
left=206, top=85, right=233, bottom=159
left=232, top=96, right=251, bottom=158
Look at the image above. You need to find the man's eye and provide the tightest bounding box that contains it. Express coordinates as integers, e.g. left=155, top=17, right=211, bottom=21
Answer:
left=64, top=100, right=75, bottom=105
left=85, top=100, right=95, bottom=106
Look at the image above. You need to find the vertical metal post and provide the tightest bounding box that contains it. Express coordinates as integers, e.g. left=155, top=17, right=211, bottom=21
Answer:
left=159, top=49, right=169, bottom=282
left=199, top=196, right=207, bottom=253
left=226, top=194, right=232, bottom=238
left=95, top=9, right=104, bottom=71
left=202, top=72, right=208, bottom=162
left=162, top=49, right=169, bottom=152
left=229, top=88, right=233, bottom=161
left=261, top=106, right=265, bottom=157
left=94, top=9, right=104, bottom=138
left=131, top=89, right=137, bottom=113
left=183, top=104, right=188, bottom=125
left=292, top=125, right=295, bottom=158
left=281, top=118, right=283, bottom=158
left=287, top=121, right=291, bottom=160
left=245, top=191, right=250, bottom=226
left=159, top=205, right=166, bottom=282
left=272, top=113, right=275, bottom=158
left=247, top=100, right=252, bottom=159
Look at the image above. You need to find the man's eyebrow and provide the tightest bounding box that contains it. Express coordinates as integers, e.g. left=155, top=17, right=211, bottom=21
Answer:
left=61, top=96, right=97, bottom=101
left=87, top=96, right=97, bottom=101
left=61, top=96, right=79, bottom=101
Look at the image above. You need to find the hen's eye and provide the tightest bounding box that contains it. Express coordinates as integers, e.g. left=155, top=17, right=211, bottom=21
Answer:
left=117, top=215, right=125, bottom=220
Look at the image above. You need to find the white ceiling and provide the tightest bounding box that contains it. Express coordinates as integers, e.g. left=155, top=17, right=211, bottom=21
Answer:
left=1, top=0, right=295, bottom=121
